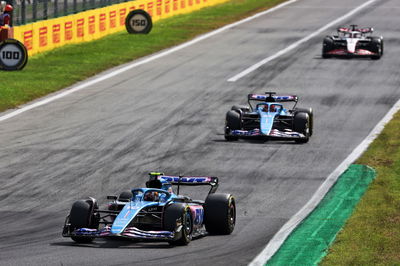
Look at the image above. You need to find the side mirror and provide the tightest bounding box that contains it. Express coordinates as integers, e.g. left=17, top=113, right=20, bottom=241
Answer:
left=107, top=195, right=118, bottom=200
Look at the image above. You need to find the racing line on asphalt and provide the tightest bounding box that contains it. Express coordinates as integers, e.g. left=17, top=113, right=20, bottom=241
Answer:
left=1, top=0, right=396, bottom=265
left=248, top=0, right=400, bottom=265
left=227, top=0, right=379, bottom=82
left=250, top=95, right=400, bottom=265
left=0, top=0, right=298, bottom=123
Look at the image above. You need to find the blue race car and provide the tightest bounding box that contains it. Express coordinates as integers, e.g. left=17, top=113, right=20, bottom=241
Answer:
left=224, top=92, right=313, bottom=143
left=62, top=173, right=236, bottom=245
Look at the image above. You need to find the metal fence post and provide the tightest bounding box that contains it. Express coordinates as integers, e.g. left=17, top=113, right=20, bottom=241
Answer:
left=21, top=0, right=25, bottom=25
left=54, top=0, right=58, bottom=18
left=43, top=0, right=48, bottom=20
left=32, top=0, right=37, bottom=22
left=63, top=0, right=67, bottom=16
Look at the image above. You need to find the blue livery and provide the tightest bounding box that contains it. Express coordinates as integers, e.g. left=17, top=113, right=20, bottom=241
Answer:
left=225, top=92, right=313, bottom=143
left=62, top=173, right=235, bottom=246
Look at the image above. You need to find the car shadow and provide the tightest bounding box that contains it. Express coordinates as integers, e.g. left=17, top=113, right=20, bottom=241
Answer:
left=51, top=239, right=174, bottom=249
left=212, top=138, right=302, bottom=145
left=314, top=55, right=377, bottom=60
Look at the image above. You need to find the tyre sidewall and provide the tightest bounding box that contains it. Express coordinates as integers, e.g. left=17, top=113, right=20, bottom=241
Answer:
left=164, top=203, right=193, bottom=245
left=225, top=110, right=241, bottom=130
left=69, top=199, right=98, bottom=243
left=294, top=107, right=313, bottom=136
left=204, top=193, right=236, bottom=235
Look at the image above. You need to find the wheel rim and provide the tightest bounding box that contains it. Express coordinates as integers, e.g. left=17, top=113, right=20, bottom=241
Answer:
left=183, top=210, right=192, bottom=236
left=228, top=200, right=236, bottom=231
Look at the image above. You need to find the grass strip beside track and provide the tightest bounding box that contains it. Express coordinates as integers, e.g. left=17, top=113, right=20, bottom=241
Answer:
left=321, top=111, right=400, bottom=265
left=0, top=0, right=286, bottom=112
left=266, top=164, right=376, bottom=266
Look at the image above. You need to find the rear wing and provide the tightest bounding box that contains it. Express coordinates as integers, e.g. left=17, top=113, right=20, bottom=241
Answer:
left=248, top=94, right=298, bottom=102
left=147, top=173, right=219, bottom=194
left=247, top=92, right=298, bottom=111
left=337, top=26, right=373, bottom=33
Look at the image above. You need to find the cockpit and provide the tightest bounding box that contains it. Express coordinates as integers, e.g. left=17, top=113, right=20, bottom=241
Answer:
left=343, top=32, right=363, bottom=38
left=256, top=103, right=283, bottom=113
left=132, top=189, right=170, bottom=203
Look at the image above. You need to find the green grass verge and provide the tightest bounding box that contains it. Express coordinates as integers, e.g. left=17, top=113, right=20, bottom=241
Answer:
left=321, top=111, right=400, bottom=265
left=0, top=0, right=286, bottom=112
left=267, top=165, right=376, bottom=266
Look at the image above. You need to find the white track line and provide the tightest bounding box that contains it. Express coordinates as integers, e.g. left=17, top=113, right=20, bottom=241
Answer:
left=0, top=0, right=298, bottom=123
left=248, top=0, right=386, bottom=262
left=250, top=99, right=400, bottom=266
left=228, top=0, right=378, bottom=82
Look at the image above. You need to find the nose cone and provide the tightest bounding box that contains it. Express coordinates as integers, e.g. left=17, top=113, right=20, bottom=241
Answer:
left=346, top=38, right=358, bottom=53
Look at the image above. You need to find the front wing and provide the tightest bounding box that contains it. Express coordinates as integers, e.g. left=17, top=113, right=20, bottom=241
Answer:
left=326, top=48, right=377, bottom=56
left=228, top=128, right=306, bottom=139
left=64, top=225, right=176, bottom=241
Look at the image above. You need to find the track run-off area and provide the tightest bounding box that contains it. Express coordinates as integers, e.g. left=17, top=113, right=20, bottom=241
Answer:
left=1, top=0, right=399, bottom=265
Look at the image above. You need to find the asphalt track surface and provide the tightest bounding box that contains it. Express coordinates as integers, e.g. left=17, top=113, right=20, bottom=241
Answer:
left=0, top=0, right=399, bottom=265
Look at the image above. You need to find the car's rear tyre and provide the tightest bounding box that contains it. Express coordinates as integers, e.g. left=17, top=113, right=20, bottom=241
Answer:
left=294, top=107, right=313, bottom=136
left=69, top=199, right=99, bottom=243
left=118, top=191, right=133, bottom=202
left=204, top=193, right=236, bottom=235
left=225, top=110, right=241, bottom=141
left=231, top=105, right=250, bottom=112
left=293, top=112, right=310, bottom=144
left=322, top=37, right=334, bottom=58
left=164, top=203, right=193, bottom=246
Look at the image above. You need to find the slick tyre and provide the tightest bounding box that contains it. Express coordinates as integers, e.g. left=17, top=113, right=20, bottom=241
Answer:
left=69, top=199, right=99, bottom=243
left=225, top=110, right=241, bottom=141
left=231, top=105, right=250, bottom=112
left=204, top=193, right=236, bottom=235
left=322, top=37, right=334, bottom=58
left=294, top=107, right=313, bottom=136
left=164, top=203, right=193, bottom=246
left=118, top=191, right=133, bottom=202
left=293, top=112, right=310, bottom=143
left=370, top=37, right=383, bottom=60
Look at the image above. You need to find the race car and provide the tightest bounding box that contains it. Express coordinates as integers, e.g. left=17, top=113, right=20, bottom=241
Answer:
left=62, top=173, right=235, bottom=245
left=322, top=25, right=383, bottom=59
left=224, top=92, right=313, bottom=143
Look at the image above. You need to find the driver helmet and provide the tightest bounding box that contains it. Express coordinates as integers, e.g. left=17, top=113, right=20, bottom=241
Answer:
left=153, top=191, right=159, bottom=201
left=269, top=104, right=278, bottom=112
left=4, top=4, right=12, bottom=12
left=144, top=191, right=159, bottom=201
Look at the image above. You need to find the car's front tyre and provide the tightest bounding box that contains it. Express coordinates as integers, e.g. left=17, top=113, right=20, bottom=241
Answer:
left=322, top=37, right=334, bottom=58
left=293, top=112, right=310, bottom=144
left=225, top=110, right=241, bottom=141
left=294, top=107, right=313, bottom=136
left=370, top=37, right=383, bottom=60
left=69, top=199, right=99, bottom=243
left=204, top=193, right=236, bottom=235
left=164, top=203, right=193, bottom=246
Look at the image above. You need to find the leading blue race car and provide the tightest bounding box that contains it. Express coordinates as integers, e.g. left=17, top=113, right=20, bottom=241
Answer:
left=62, top=173, right=236, bottom=245
left=224, top=92, right=313, bottom=143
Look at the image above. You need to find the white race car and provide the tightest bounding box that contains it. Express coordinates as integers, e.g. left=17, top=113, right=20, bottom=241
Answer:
left=322, top=25, right=383, bottom=59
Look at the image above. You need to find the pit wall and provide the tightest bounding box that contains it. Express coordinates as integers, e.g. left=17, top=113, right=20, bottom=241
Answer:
left=13, top=0, right=229, bottom=56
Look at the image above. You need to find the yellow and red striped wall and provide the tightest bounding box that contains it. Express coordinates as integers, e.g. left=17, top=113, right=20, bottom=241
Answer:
left=13, top=0, right=228, bottom=56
